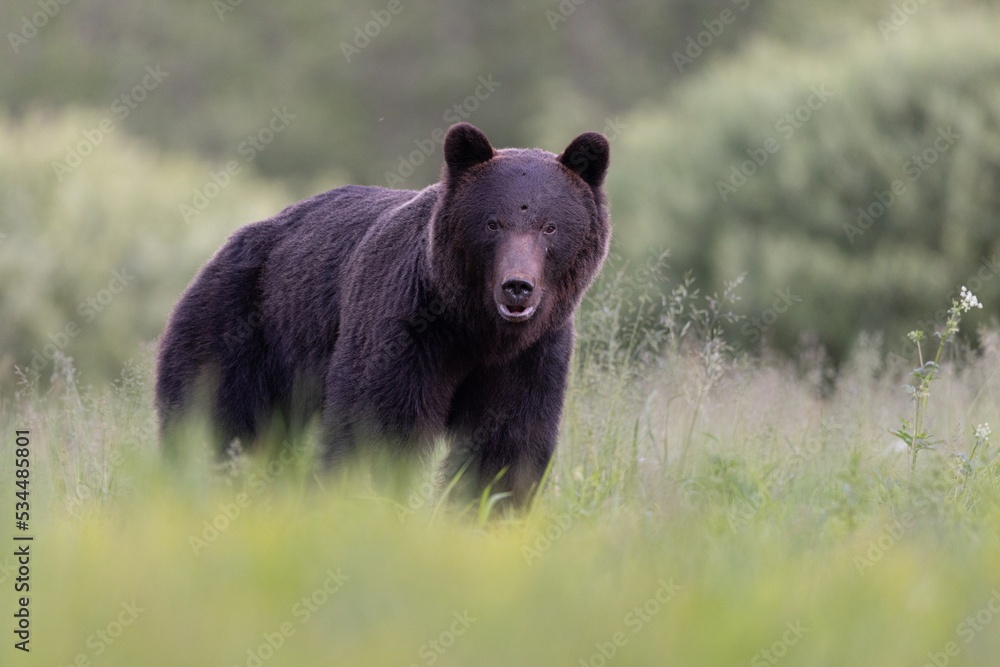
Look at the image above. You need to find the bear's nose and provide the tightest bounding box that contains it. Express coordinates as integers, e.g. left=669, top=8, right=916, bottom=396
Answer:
left=502, top=277, right=534, bottom=301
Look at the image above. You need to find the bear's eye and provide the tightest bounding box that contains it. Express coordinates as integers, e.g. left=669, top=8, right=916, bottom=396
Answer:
left=543, top=224, right=556, bottom=235
left=487, top=219, right=499, bottom=231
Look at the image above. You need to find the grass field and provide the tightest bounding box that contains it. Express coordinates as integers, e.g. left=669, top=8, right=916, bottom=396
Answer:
left=1, top=286, right=999, bottom=667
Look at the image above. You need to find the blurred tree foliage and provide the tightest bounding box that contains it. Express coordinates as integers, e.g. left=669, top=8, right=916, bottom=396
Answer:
left=0, top=0, right=771, bottom=186
left=0, top=110, right=292, bottom=387
left=1, top=0, right=998, bottom=389
left=609, top=5, right=1000, bottom=360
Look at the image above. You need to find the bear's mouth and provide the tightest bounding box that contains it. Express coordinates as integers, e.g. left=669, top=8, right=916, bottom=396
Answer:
left=497, top=303, right=536, bottom=322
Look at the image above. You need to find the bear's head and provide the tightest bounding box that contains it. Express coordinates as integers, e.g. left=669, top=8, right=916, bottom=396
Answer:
left=430, top=123, right=610, bottom=355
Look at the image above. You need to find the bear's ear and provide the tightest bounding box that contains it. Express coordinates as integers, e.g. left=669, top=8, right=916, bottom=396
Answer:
left=444, top=123, right=495, bottom=180
left=558, top=132, right=610, bottom=189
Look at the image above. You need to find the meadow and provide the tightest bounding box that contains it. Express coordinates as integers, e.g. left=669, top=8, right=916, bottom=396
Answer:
left=1, top=275, right=998, bottom=667
left=2, top=2, right=999, bottom=665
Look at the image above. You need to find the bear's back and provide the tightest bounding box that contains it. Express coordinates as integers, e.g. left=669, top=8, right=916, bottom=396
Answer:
left=258, top=184, right=431, bottom=375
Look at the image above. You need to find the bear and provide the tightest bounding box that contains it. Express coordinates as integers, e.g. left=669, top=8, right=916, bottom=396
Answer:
left=156, top=122, right=610, bottom=506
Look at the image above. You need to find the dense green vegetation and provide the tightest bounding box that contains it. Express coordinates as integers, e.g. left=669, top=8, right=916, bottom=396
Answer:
left=609, top=8, right=1000, bottom=360
left=0, top=110, right=293, bottom=387
left=2, top=2, right=1000, bottom=664
left=2, top=0, right=998, bottom=384
left=1, top=290, right=997, bottom=665
left=0, top=0, right=775, bottom=183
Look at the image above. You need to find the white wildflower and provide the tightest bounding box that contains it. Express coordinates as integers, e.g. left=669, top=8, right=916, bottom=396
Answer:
left=959, top=286, right=982, bottom=312
left=974, top=423, right=992, bottom=443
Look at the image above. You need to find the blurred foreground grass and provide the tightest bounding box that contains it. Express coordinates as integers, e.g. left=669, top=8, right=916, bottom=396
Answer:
left=1, top=320, right=999, bottom=666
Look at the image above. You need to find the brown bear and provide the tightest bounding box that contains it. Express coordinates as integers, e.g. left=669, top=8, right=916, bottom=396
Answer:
left=156, top=123, right=610, bottom=505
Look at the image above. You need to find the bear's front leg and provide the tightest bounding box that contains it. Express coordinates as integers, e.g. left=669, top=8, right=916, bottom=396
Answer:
left=442, top=324, right=574, bottom=510
left=321, top=326, right=457, bottom=498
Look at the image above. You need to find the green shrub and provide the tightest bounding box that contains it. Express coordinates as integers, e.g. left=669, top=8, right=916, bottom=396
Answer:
left=0, top=109, right=295, bottom=390
left=607, top=6, right=1000, bottom=360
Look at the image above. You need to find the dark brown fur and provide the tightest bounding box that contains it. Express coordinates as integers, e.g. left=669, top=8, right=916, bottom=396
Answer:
left=156, top=123, right=610, bottom=505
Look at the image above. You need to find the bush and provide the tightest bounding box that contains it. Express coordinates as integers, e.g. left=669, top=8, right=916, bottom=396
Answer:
left=607, top=6, right=1000, bottom=360
left=0, top=109, right=295, bottom=390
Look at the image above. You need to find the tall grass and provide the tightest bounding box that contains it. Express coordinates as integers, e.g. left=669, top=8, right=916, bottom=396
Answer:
left=1, top=274, right=998, bottom=666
